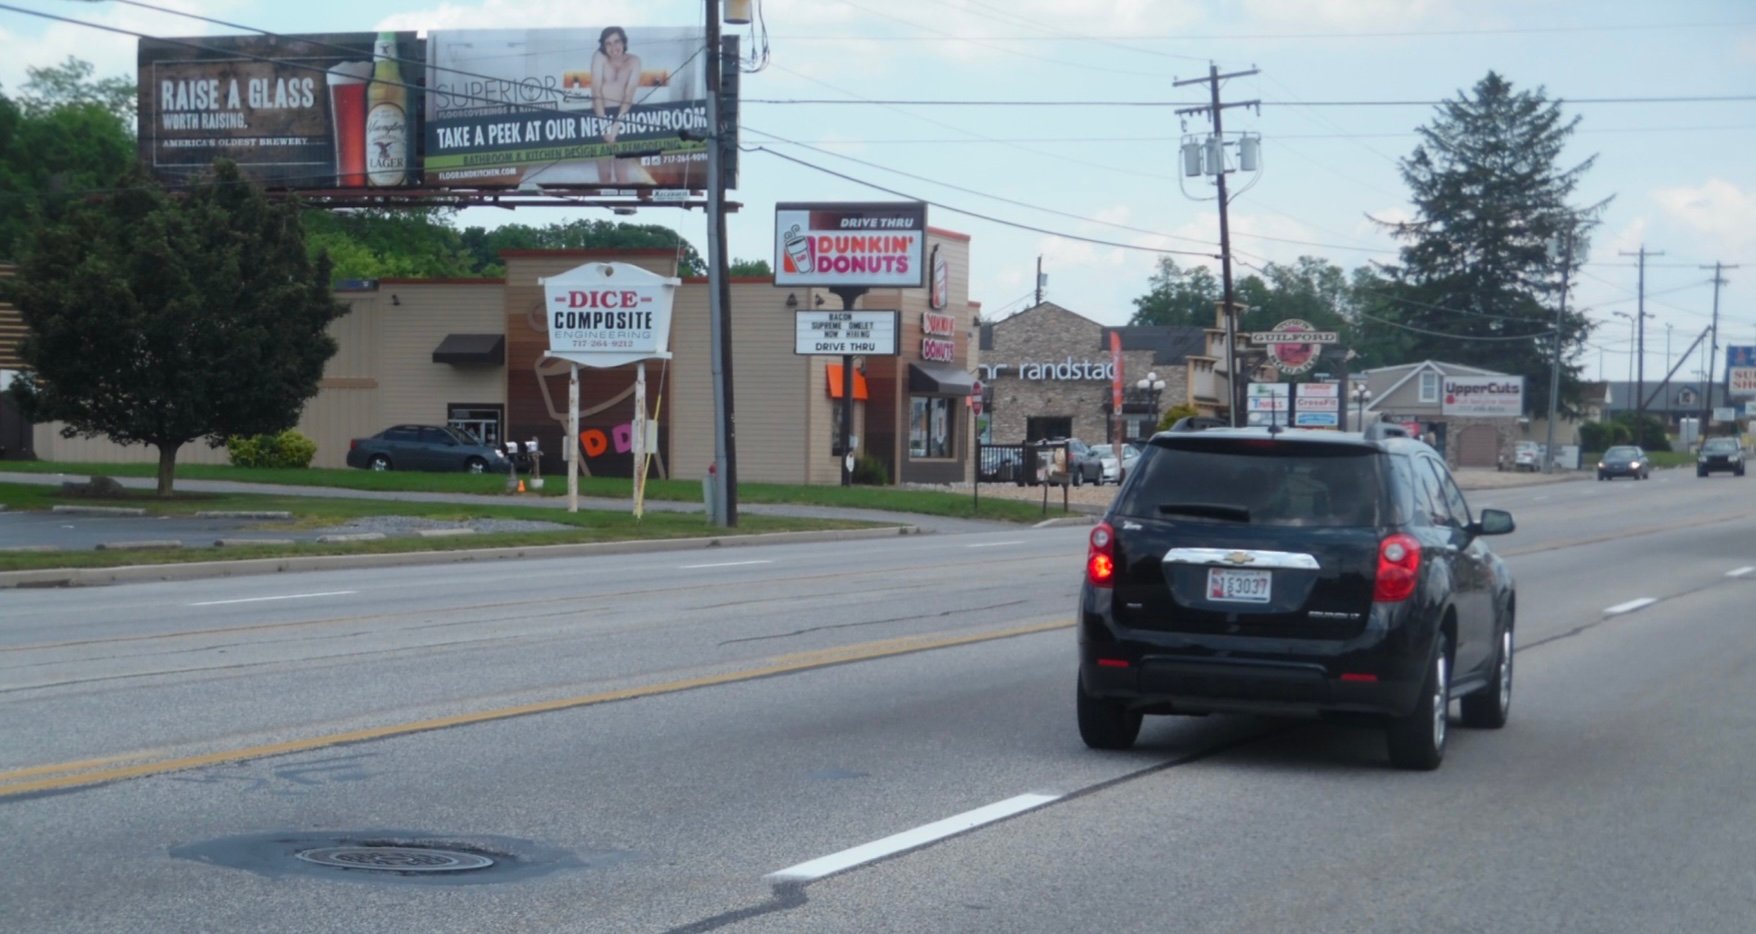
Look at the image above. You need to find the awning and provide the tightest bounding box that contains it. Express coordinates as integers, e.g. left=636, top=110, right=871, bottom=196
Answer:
left=432, top=333, right=505, bottom=365
left=908, top=362, right=976, bottom=396
left=826, top=363, right=869, bottom=400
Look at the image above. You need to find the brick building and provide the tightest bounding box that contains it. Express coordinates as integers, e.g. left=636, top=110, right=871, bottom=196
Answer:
left=977, top=302, right=1204, bottom=445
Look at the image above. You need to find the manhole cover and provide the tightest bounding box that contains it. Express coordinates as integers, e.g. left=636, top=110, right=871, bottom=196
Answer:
left=294, top=845, right=495, bottom=873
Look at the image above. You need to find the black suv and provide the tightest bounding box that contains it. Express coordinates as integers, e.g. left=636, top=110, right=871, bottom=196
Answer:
left=1696, top=437, right=1746, bottom=477
left=1077, top=425, right=1518, bottom=770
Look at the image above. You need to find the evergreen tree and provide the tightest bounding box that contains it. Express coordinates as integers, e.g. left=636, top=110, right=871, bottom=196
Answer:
left=6, top=162, right=346, bottom=495
left=1374, top=71, right=1605, bottom=417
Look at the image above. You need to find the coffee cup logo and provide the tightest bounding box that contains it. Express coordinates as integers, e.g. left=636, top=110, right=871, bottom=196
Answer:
left=783, top=225, right=814, bottom=274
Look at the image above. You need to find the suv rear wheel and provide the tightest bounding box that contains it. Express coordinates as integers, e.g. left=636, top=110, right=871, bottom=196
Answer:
left=1077, top=676, right=1142, bottom=750
left=1385, top=637, right=1449, bottom=770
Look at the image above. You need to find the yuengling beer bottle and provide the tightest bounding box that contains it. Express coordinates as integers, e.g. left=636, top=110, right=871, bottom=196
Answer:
left=365, top=31, right=408, bottom=186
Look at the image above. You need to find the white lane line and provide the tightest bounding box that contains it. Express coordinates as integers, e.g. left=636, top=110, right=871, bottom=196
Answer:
left=765, top=792, right=1060, bottom=884
left=190, top=590, right=355, bottom=607
left=1532, top=495, right=1550, bottom=502
left=965, top=540, right=1026, bottom=549
left=678, top=559, right=773, bottom=569
left=1604, top=597, right=1658, bottom=617
left=1728, top=567, right=1755, bottom=578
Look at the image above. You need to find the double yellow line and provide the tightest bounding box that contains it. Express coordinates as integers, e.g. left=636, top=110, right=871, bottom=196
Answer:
left=0, top=618, right=1072, bottom=798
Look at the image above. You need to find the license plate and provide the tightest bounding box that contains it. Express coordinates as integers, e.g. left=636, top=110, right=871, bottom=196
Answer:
left=1207, top=568, right=1271, bottom=603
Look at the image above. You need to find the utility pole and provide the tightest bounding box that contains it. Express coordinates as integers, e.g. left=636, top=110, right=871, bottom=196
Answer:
left=1700, top=262, right=1738, bottom=439
left=705, top=0, right=738, bottom=525
left=1175, top=64, right=1258, bottom=427
left=1619, top=245, right=1662, bottom=437
left=1544, top=231, right=1572, bottom=474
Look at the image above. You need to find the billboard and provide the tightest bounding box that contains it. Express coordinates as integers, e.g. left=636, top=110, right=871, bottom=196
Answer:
left=1728, top=346, right=1756, bottom=398
left=139, top=32, right=423, bottom=188
left=1441, top=375, right=1524, bottom=416
left=424, top=27, right=711, bottom=188
left=774, top=202, right=930, bottom=288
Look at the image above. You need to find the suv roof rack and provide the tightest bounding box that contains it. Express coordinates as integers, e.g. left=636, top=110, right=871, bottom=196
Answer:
left=1362, top=422, right=1411, bottom=441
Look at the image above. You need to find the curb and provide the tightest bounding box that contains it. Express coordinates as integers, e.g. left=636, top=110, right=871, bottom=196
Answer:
left=0, top=525, right=922, bottom=589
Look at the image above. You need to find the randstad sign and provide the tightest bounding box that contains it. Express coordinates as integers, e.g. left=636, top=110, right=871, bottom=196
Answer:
left=977, top=358, right=1117, bottom=381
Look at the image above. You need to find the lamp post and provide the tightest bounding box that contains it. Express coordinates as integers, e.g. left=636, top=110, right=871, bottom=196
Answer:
left=1352, top=384, right=1373, bottom=430
left=1545, top=230, right=1573, bottom=474
left=1135, top=371, right=1165, bottom=439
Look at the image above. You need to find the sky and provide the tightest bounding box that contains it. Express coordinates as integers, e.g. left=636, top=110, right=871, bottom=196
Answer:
left=3, top=0, right=1754, bottom=387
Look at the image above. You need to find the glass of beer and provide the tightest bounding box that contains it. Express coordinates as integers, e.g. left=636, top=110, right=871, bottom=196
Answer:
left=327, top=62, right=372, bottom=187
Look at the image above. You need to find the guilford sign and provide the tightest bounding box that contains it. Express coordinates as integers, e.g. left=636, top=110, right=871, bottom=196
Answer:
left=978, top=358, right=1117, bottom=381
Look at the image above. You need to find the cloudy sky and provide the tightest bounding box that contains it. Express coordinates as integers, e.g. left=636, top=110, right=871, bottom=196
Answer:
left=4, top=0, right=1753, bottom=383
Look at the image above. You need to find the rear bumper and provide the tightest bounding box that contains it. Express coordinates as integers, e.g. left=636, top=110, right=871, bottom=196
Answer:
left=1078, top=593, right=1433, bottom=719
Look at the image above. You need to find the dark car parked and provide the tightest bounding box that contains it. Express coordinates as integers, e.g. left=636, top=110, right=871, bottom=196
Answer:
left=1077, top=424, right=1518, bottom=770
left=1696, top=437, right=1746, bottom=477
left=1596, top=445, right=1650, bottom=481
left=1044, top=437, right=1107, bottom=486
left=345, top=424, right=509, bottom=474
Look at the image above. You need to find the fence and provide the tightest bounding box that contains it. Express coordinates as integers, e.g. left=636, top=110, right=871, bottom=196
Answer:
left=973, top=440, right=1071, bottom=514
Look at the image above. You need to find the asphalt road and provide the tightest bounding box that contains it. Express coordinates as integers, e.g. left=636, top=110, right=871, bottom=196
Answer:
left=1, top=470, right=1752, bottom=933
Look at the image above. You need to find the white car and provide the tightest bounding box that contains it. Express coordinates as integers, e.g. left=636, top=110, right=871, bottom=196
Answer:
left=1089, top=444, right=1141, bottom=484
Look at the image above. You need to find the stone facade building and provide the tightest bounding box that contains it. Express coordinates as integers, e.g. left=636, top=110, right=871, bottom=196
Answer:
left=978, top=302, right=1204, bottom=445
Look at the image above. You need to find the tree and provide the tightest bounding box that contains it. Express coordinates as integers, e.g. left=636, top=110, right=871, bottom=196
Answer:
left=18, top=57, right=137, bottom=127
left=1373, top=71, right=1606, bottom=418
left=0, top=85, right=136, bottom=259
left=302, top=207, right=476, bottom=280
left=6, top=162, right=346, bottom=495
left=1129, top=257, right=1220, bottom=327
left=458, top=219, right=705, bottom=277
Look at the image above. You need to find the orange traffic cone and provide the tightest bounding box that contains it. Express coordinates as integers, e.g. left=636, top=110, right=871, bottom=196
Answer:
left=517, top=479, right=526, bottom=493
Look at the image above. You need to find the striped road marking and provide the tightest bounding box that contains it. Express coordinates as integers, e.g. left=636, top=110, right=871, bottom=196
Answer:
left=765, top=793, right=1060, bottom=884
left=1605, top=597, right=1658, bottom=617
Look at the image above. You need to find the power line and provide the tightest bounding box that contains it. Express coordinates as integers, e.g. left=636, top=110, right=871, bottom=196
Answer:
left=743, top=125, right=1219, bottom=249
left=747, top=146, right=1219, bottom=259
left=1355, top=309, right=1556, bottom=342
left=770, top=21, right=1756, bottom=42
left=746, top=94, right=1756, bottom=107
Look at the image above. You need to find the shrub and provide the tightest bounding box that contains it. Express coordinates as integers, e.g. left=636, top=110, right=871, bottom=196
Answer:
left=226, top=430, right=318, bottom=469
left=851, top=453, right=890, bottom=485
left=1156, top=404, right=1200, bottom=432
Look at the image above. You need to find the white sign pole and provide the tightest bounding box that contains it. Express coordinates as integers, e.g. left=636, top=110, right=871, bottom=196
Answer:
left=567, top=362, right=579, bottom=514
left=634, top=361, right=648, bottom=519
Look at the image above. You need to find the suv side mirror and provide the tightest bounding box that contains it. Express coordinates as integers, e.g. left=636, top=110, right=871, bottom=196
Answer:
left=1470, top=508, right=1515, bottom=537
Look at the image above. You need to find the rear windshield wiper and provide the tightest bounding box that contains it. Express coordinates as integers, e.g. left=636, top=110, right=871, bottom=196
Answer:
left=1156, top=502, right=1251, bottom=522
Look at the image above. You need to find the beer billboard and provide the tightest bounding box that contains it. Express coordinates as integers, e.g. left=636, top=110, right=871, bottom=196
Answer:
left=424, top=27, right=712, bottom=189
left=138, top=32, right=423, bottom=189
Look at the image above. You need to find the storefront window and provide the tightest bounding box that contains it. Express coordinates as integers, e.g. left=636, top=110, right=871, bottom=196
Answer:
left=909, top=396, right=954, bottom=458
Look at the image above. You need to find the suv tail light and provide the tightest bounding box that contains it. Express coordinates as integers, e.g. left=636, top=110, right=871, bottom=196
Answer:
left=1373, top=533, right=1420, bottom=603
left=349, top=439, right=358, bottom=450
left=1087, top=522, right=1116, bottom=588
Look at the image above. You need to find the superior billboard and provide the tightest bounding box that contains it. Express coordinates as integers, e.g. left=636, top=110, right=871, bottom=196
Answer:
left=139, top=32, right=423, bottom=188
left=425, top=27, right=711, bottom=189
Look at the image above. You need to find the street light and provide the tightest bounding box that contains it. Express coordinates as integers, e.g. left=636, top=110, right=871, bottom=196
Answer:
left=1352, top=384, right=1373, bottom=430
left=1135, top=371, right=1166, bottom=439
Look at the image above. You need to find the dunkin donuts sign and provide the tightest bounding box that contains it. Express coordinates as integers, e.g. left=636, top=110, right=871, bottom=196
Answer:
left=773, top=201, right=928, bottom=289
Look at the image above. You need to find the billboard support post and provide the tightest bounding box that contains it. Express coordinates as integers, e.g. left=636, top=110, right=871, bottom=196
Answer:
left=706, top=2, right=737, bottom=526
left=828, top=287, right=872, bottom=486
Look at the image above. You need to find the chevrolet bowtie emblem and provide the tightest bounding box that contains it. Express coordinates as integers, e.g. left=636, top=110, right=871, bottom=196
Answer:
left=1223, top=551, right=1255, bottom=565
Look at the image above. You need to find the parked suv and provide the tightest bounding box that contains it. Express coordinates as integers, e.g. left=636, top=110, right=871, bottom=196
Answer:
left=1077, top=425, right=1518, bottom=770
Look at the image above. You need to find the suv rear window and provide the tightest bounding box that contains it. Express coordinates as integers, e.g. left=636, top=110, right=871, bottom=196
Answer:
left=1114, top=441, right=1383, bottom=527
